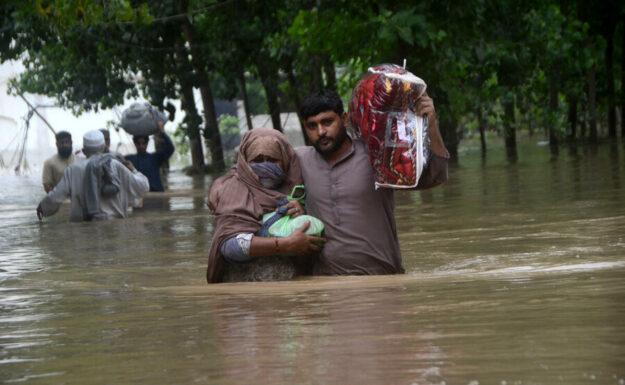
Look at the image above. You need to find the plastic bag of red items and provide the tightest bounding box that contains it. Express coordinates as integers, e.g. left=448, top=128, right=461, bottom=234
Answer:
left=348, top=64, right=430, bottom=189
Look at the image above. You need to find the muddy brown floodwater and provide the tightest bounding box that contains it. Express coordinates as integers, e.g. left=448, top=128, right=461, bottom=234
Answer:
left=1, top=141, right=624, bottom=384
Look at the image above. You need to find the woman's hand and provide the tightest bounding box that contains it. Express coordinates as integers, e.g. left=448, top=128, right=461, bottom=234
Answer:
left=284, top=221, right=326, bottom=255
left=278, top=199, right=305, bottom=218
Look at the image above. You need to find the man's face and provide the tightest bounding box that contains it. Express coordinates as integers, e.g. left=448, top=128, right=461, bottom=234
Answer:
left=134, top=138, right=148, bottom=155
left=304, top=110, right=348, bottom=155
left=56, top=137, right=73, bottom=159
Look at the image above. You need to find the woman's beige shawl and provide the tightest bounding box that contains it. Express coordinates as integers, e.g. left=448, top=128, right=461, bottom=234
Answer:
left=206, top=128, right=303, bottom=283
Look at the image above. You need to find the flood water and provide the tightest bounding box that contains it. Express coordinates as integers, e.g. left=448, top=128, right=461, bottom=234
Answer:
left=1, top=141, right=624, bottom=384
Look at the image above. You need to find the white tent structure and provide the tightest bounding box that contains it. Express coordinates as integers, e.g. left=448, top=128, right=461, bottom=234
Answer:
left=0, top=61, right=53, bottom=173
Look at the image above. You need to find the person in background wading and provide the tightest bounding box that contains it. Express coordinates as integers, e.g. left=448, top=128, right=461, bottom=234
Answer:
left=125, top=119, right=174, bottom=192
left=206, top=128, right=326, bottom=283
left=42, top=131, right=75, bottom=193
left=37, top=130, right=149, bottom=222
left=75, top=128, right=119, bottom=161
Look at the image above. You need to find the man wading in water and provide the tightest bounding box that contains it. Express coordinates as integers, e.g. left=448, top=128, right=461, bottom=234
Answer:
left=125, top=120, right=175, bottom=192
left=42, top=131, right=75, bottom=193
left=295, top=90, right=449, bottom=275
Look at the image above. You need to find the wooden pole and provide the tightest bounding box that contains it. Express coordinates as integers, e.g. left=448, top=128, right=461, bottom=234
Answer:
left=17, top=93, right=56, bottom=135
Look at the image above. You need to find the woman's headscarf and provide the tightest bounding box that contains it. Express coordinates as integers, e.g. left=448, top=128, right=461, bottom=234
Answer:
left=206, top=128, right=303, bottom=283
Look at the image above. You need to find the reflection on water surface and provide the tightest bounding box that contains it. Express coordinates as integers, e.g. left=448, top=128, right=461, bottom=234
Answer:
left=0, top=142, right=624, bottom=384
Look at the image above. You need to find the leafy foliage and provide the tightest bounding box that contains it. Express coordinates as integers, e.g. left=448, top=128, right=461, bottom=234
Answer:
left=1, top=0, right=623, bottom=168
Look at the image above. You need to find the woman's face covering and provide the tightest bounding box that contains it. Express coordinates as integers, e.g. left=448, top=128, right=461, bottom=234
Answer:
left=248, top=158, right=286, bottom=189
left=249, top=154, right=284, bottom=171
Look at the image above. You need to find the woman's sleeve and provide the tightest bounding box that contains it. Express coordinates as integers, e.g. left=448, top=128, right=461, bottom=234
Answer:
left=220, top=233, right=253, bottom=263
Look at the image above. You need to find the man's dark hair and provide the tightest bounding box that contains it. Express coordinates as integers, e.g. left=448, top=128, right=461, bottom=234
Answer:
left=133, top=135, right=149, bottom=144
left=55, top=131, right=72, bottom=141
left=300, top=89, right=344, bottom=120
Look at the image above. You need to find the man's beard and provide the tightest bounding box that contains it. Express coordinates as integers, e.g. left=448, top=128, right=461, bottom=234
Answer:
left=312, top=126, right=348, bottom=155
left=58, top=148, right=72, bottom=159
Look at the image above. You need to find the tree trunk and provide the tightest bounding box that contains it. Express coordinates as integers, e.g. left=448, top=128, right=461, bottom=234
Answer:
left=285, top=61, right=309, bottom=144
left=567, top=94, right=577, bottom=141
left=237, top=68, right=254, bottom=131
left=199, top=79, right=224, bottom=169
left=588, top=66, right=598, bottom=142
left=622, top=14, right=625, bottom=139
left=528, top=110, right=534, bottom=137
left=188, top=136, right=204, bottom=171
left=307, top=55, right=324, bottom=92
left=175, top=39, right=205, bottom=171
left=439, top=115, right=458, bottom=161
left=580, top=99, right=587, bottom=140
left=549, top=68, right=560, bottom=155
left=477, top=105, right=487, bottom=158
left=258, top=63, right=282, bottom=131
left=606, top=24, right=616, bottom=138
left=323, top=55, right=337, bottom=93
left=176, top=0, right=224, bottom=170
left=180, top=86, right=205, bottom=170
left=504, top=100, right=517, bottom=163
left=437, top=93, right=458, bottom=161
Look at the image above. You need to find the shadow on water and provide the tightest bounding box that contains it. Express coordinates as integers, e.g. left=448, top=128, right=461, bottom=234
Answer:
left=0, top=140, right=624, bottom=384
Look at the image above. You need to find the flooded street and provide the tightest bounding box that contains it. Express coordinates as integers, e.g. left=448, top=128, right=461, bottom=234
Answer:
left=1, top=141, right=624, bottom=384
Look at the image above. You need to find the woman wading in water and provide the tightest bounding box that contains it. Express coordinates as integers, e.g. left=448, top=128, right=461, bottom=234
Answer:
left=206, top=128, right=326, bottom=283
